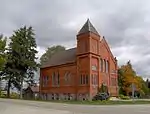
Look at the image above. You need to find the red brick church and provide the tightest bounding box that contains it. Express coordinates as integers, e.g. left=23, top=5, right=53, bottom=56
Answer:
left=40, top=19, right=118, bottom=100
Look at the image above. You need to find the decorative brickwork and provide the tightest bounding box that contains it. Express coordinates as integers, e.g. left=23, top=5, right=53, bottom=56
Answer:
left=40, top=19, right=118, bottom=100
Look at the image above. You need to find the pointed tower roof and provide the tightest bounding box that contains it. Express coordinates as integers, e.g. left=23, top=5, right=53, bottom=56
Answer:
left=78, top=19, right=99, bottom=35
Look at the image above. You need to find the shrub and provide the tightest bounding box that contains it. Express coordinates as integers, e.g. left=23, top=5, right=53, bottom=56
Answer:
left=0, top=91, right=7, bottom=98
left=10, top=92, right=20, bottom=99
left=119, top=94, right=130, bottom=100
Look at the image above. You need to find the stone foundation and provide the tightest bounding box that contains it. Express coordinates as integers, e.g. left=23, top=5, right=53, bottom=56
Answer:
left=41, top=93, right=76, bottom=100
left=41, top=93, right=91, bottom=101
left=77, top=93, right=90, bottom=100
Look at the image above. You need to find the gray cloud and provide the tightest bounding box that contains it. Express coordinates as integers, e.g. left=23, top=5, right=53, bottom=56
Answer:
left=0, top=0, right=150, bottom=78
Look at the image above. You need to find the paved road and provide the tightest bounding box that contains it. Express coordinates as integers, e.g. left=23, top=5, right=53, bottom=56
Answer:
left=0, top=98, right=150, bottom=114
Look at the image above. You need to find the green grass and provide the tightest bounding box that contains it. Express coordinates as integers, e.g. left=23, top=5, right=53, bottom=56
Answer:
left=35, top=99, right=150, bottom=105
left=1, top=96, right=150, bottom=105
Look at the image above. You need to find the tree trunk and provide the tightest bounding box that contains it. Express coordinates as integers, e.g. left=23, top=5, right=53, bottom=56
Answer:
left=7, top=79, right=11, bottom=98
left=0, top=75, right=1, bottom=97
left=20, top=76, right=23, bottom=99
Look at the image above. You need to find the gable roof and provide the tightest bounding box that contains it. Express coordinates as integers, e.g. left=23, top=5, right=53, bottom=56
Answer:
left=23, top=86, right=39, bottom=93
left=78, top=19, right=99, bottom=35
left=101, top=37, right=117, bottom=63
left=41, top=48, right=76, bottom=68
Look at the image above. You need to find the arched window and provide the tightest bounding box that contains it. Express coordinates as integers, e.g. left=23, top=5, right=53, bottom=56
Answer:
left=43, top=76, right=49, bottom=86
left=64, top=71, right=71, bottom=85
left=83, top=75, right=86, bottom=84
left=80, top=74, right=82, bottom=84
left=95, top=75, right=98, bottom=85
left=91, top=74, right=98, bottom=85
left=106, top=60, right=109, bottom=73
left=91, top=75, right=94, bottom=85
left=100, top=59, right=103, bottom=72
left=85, top=75, right=88, bottom=84
left=104, top=59, right=106, bottom=72
left=42, top=76, right=45, bottom=87
left=57, top=72, right=60, bottom=85
left=52, top=72, right=55, bottom=86
left=93, top=74, right=96, bottom=85
left=52, top=72, right=59, bottom=86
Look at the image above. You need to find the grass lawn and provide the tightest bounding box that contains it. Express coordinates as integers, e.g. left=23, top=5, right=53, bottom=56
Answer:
left=1, top=97, right=150, bottom=105
left=36, top=99, right=150, bottom=105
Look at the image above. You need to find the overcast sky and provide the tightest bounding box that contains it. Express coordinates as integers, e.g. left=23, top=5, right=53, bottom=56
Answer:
left=0, top=0, right=150, bottom=78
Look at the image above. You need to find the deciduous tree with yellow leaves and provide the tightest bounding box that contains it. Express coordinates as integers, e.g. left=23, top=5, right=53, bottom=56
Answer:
left=118, top=61, right=149, bottom=97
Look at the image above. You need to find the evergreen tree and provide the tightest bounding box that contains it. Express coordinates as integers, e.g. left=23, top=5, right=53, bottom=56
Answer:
left=0, top=35, right=6, bottom=71
left=0, top=35, right=6, bottom=96
left=2, top=26, right=38, bottom=98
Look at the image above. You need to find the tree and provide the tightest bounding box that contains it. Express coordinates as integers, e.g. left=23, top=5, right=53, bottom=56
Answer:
left=98, top=83, right=108, bottom=93
left=118, top=61, right=137, bottom=95
left=118, top=68, right=126, bottom=95
left=0, top=35, right=6, bottom=70
left=40, top=45, right=65, bottom=65
left=118, top=60, right=150, bottom=97
left=146, top=79, right=150, bottom=88
left=2, top=26, right=38, bottom=98
left=0, top=35, right=6, bottom=96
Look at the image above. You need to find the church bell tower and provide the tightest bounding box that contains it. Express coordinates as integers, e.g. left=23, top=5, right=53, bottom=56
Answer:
left=76, top=19, right=101, bottom=100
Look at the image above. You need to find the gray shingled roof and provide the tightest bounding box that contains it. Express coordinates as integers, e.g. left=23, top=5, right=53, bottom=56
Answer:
left=41, top=48, right=76, bottom=68
left=78, top=19, right=99, bottom=35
